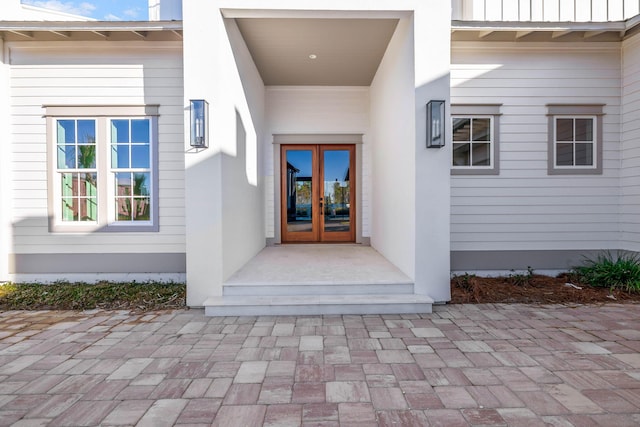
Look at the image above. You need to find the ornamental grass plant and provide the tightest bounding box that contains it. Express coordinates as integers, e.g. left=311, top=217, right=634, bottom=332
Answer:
left=572, top=251, right=640, bottom=293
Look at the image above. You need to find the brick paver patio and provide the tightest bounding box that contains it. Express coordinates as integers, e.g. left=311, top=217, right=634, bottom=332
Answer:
left=1, top=303, right=640, bottom=426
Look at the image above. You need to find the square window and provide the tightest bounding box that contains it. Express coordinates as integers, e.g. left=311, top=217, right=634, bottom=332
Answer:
left=553, top=117, right=595, bottom=168
left=547, top=104, right=603, bottom=175
left=451, top=113, right=498, bottom=174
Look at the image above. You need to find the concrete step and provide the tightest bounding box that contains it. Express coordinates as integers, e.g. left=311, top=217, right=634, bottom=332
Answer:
left=203, top=294, right=434, bottom=317
left=222, top=281, right=415, bottom=297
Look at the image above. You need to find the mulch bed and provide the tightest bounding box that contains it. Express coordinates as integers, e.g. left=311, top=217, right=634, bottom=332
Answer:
left=450, top=274, right=640, bottom=305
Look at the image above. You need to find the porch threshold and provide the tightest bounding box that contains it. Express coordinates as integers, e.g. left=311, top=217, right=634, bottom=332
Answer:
left=204, top=294, right=434, bottom=317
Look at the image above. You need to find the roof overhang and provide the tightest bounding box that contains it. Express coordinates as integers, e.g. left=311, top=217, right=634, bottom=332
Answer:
left=452, top=14, right=640, bottom=42
left=0, top=20, right=183, bottom=42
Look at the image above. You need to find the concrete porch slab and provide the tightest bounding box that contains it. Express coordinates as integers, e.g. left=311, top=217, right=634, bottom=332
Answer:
left=224, top=244, right=413, bottom=286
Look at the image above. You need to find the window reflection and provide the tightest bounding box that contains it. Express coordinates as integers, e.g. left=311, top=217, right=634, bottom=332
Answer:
left=286, top=150, right=313, bottom=232
left=323, top=150, right=351, bottom=233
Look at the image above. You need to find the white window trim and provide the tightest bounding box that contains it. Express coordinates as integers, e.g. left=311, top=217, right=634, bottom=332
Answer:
left=547, top=104, right=604, bottom=176
left=552, top=115, right=597, bottom=170
left=45, top=105, right=160, bottom=233
left=450, top=104, right=501, bottom=176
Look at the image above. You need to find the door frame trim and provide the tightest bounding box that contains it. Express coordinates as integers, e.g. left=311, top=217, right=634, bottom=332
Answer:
left=273, top=134, right=363, bottom=245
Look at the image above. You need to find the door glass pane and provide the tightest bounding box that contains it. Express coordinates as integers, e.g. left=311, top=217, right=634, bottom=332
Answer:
left=323, top=150, right=350, bottom=233
left=286, top=150, right=313, bottom=232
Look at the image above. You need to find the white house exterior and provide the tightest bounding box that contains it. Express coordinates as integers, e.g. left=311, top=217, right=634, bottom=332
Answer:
left=1, top=0, right=639, bottom=315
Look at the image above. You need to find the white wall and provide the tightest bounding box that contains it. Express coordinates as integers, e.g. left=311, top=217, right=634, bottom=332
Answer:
left=264, top=86, right=370, bottom=239
left=451, top=42, right=621, bottom=252
left=413, top=3, right=452, bottom=302
left=183, top=0, right=267, bottom=306
left=183, top=0, right=224, bottom=306
left=369, top=18, right=416, bottom=280
left=8, top=41, right=185, bottom=254
left=370, top=3, right=452, bottom=302
left=221, top=19, right=266, bottom=281
left=621, top=34, right=640, bottom=251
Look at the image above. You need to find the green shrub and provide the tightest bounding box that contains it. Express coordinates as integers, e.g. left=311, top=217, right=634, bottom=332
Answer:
left=0, top=281, right=186, bottom=311
left=573, top=251, right=640, bottom=293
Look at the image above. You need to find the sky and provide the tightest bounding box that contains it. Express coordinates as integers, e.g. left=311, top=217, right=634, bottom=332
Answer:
left=22, top=0, right=150, bottom=21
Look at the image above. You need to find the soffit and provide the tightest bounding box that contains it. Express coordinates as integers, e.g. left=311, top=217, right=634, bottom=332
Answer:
left=235, top=18, right=398, bottom=86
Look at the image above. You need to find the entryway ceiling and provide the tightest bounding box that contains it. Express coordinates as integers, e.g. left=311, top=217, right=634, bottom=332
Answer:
left=235, top=18, right=399, bottom=86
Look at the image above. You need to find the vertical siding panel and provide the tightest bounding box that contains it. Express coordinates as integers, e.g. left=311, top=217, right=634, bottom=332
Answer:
left=458, top=0, right=635, bottom=22
left=559, top=0, right=576, bottom=20
left=485, top=0, right=503, bottom=20
left=625, top=0, right=640, bottom=18
left=544, top=0, right=561, bottom=20
left=592, top=0, right=609, bottom=20
left=503, top=1, right=521, bottom=20
left=608, top=0, right=625, bottom=20
left=576, top=0, right=594, bottom=20
left=532, top=0, right=546, bottom=20
left=519, top=0, right=532, bottom=20
left=472, top=0, right=486, bottom=20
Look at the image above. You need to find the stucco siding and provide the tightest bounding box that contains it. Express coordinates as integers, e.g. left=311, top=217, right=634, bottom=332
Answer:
left=622, top=34, right=640, bottom=251
left=220, top=18, right=266, bottom=281
left=8, top=42, right=185, bottom=255
left=451, top=42, right=621, bottom=253
left=369, top=15, right=419, bottom=283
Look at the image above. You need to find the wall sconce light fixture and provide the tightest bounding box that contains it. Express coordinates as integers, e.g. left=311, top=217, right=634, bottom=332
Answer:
left=190, top=99, right=208, bottom=148
left=426, top=100, right=445, bottom=148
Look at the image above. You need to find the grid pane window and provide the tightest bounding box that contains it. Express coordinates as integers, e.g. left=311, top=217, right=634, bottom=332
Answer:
left=452, top=117, right=492, bottom=167
left=111, top=119, right=152, bottom=222
left=56, top=119, right=97, bottom=222
left=554, top=117, right=595, bottom=168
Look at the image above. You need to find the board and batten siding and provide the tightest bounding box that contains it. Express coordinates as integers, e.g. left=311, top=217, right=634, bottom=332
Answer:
left=622, top=34, right=640, bottom=251
left=452, top=0, right=640, bottom=22
left=451, top=42, right=621, bottom=256
left=9, top=41, right=185, bottom=255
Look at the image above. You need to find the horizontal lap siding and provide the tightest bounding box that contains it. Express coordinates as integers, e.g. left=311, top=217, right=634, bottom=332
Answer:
left=622, top=35, right=640, bottom=251
left=9, top=42, right=185, bottom=254
left=451, top=42, right=621, bottom=252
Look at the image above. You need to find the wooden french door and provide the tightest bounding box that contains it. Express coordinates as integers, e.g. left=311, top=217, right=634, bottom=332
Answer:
left=281, top=144, right=355, bottom=243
